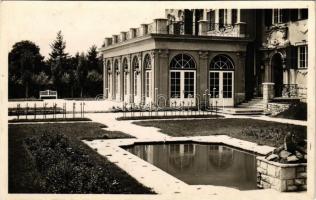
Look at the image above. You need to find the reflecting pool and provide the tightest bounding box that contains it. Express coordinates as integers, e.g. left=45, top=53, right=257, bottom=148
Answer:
left=124, top=143, right=258, bottom=190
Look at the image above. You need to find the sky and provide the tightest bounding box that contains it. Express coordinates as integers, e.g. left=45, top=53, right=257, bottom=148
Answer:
left=2, top=1, right=310, bottom=59
left=2, top=2, right=166, bottom=59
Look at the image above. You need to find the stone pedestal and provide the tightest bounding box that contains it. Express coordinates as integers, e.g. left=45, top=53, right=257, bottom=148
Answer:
left=262, top=82, right=275, bottom=107
left=198, top=20, right=208, bottom=36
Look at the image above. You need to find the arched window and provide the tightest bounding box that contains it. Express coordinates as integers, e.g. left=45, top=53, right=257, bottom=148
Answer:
left=170, top=54, right=196, bottom=69
left=144, top=54, right=152, bottom=98
left=114, top=59, right=119, bottom=72
left=114, top=59, right=119, bottom=98
left=210, top=55, right=234, bottom=70
left=132, top=56, right=139, bottom=70
left=122, top=58, right=129, bottom=96
left=107, top=60, right=111, bottom=71
left=144, top=54, right=152, bottom=69
left=132, top=56, right=140, bottom=98
left=107, top=60, right=112, bottom=96
left=209, top=55, right=234, bottom=102
left=170, top=54, right=196, bottom=100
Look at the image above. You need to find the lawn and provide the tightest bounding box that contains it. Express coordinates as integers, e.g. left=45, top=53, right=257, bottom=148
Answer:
left=9, top=122, right=154, bottom=194
left=134, top=118, right=306, bottom=147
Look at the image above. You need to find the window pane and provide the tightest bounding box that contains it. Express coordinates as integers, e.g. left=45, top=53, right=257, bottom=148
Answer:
left=184, top=72, right=194, bottom=98
left=210, top=72, right=219, bottom=98
left=223, top=72, right=232, bottom=98
left=171, top=72, right=180, bottom=98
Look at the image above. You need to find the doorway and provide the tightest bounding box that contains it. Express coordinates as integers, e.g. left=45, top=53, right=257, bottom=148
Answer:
left=271, top=53, right=283, bottom=97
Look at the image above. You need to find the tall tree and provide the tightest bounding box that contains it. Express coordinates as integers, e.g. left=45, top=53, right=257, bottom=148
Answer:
left=9, top=40, right=45, bottom=98
left=86, top=45, right=99, bottom=72
left=48, top=31, right=69, bottom=97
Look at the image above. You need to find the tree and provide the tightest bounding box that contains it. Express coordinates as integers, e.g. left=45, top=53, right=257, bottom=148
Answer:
left=86, top=45, right=99, bottom=72
left=9, top=40, right=45, bottom=98
left=48, top=31, right=70, bottom=97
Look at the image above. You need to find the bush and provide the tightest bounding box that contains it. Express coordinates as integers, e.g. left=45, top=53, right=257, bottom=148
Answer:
left=24, top=133, right=153, bottom=193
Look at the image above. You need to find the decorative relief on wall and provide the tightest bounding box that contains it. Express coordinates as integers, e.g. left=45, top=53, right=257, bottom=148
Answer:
left=262, top=24, right=290, bottom=48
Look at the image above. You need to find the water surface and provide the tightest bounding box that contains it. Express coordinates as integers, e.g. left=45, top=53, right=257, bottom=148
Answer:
left=125, top=143, right=257, bottom=190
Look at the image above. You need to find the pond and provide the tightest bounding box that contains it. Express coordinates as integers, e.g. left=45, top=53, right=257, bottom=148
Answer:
left=124, top=142, right=258, bottom=190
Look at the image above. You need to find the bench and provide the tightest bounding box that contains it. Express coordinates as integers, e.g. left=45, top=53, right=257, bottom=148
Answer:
left=39, top=90, right=58, bottom=99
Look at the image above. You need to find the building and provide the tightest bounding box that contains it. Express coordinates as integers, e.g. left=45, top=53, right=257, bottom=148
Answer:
left=99, top=9, right=308, bottom=108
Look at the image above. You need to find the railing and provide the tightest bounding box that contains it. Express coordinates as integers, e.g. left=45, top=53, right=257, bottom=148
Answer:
left=206, top=23, right=247, bottom=38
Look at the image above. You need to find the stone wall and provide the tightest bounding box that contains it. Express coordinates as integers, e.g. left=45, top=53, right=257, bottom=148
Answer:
left=266, top=103, right=290, bottom=116
left=257, top=157, right=307, bottom=192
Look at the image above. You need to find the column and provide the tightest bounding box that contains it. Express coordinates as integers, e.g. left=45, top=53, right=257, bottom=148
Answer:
left=198, top=51, right=208, bottom=103
left=262, top=59, right=274, bottom=106
left=158, top=49, right=169, bottom=106
left=235, top=52, right=246, bottom=105
left=153, top=50, right=160, bottom=106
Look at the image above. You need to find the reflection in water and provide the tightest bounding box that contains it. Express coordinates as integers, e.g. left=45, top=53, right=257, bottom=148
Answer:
left=125, top=143, right=257, bottom=190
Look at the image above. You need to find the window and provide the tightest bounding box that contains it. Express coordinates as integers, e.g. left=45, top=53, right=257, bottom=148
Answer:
left=134, top=72, right=138, bottom=96
left=298, top=9, right=308, bottom=20
left=122, top=58, right=128, bottom=95
left=114, top=60, right=119, bottom=96
left=107, top=61, right=112, bottom=94
left=272, top=9, right=289, bottom=24
left=219, top=9, right=226, bottom=28
left=144, top=54, right=152, bottom=98
left=223, top=72, right=233, bottom=98
left=145, top=71, right=151, bottom=98
left=210, top=55, right=234, bottom=70
left=184, top=72, right=194, bottom=98
left=170, top=71, right=181, bottom=98
left=170, top=54, right=196, bottom=69
left=207, top=10, right=215, bottom=31
left=232, top=9, right=238, bottom=25
left=210, top=72, right=219, bottom=98
left=209, top=55, right=234, bottom=101
left=170, top=54, right=196, bottom=100
left=132, top=57, right=139, bottom=96
left=298, top=45, right=308, bottom=68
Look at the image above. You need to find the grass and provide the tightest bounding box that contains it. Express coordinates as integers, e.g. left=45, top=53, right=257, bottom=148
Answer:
left=275, top=102, right=307, bottom=121
left=9, top=118, right=92, bottom=123
left=9, top=122, right=154, bottom=194
left=134, top=118, right=306, bottom=147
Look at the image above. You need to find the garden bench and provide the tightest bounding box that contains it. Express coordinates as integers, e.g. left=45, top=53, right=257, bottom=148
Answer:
left=39, top=90, right=58, bottom=99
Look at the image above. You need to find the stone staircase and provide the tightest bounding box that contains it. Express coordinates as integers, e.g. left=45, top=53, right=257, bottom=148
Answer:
left=238, top=97, right=266, bottom=109
left=219, top=97, right=266, bottom=115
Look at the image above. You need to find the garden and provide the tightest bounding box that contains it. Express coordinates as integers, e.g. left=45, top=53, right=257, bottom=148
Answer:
left=9, top=122, right=154, bottom=194
left=134, top=118, right=306, bottom=148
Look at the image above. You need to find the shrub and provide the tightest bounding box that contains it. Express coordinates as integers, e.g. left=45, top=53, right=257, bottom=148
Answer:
left=24, top=133, right=153, bottom=193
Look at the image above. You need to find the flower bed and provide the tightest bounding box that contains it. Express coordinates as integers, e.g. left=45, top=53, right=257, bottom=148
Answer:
left=23, top=133, right=154, bottom=194
left=257, top=156, right=307, bottom=192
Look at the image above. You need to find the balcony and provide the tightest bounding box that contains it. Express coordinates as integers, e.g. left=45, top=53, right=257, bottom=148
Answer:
left=205, top=23, right=247, bottom=38
left=102, top=19, right=248, bottom=48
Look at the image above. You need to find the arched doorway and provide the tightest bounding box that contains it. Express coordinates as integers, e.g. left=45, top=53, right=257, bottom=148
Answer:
left=271, top=53, right=283, bottom=97
left=209, top=54, right=235, bottom=107
left=169, top=53, right=196, bottom=107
